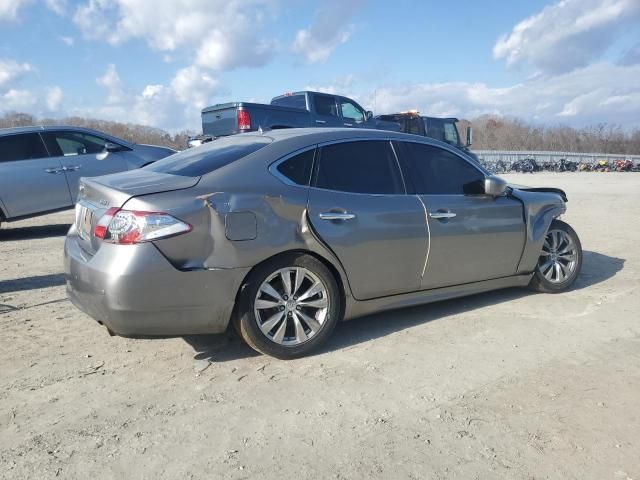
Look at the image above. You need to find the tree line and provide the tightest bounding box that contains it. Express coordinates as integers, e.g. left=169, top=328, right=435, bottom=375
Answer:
left=2, top=111, right=639, bottom=154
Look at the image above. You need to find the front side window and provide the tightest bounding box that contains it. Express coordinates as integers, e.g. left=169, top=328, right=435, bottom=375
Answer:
left=0, top=133, right=49, bottom=162
left=340, top=100, right=365, bottom=123
left=313, top=95, right=338, bottom=117
left=398, top=142, right=484, bottom=195
left=276, top=149, right=315, bottom=186
left=44, top=131, right=111, bottom=156
left=315, top=141, right=404, bottom=195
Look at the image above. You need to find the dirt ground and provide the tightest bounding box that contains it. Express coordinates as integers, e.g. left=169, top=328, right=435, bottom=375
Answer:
left=1, top=172, right=638, bottom=480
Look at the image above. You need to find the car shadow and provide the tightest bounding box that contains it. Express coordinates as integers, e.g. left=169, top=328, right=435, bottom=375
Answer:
left=0, top=223, right=70, bottom=240
left=179, top=250, right=621, bottom=362
left=0, top=273, right=66, bottom=294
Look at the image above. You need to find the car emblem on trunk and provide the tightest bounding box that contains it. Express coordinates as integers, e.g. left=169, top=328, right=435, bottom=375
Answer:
left=99, top=199, right=109, bottom=206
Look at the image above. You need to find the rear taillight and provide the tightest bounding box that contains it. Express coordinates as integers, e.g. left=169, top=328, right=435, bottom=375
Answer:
left=94, top=209, right=191, bottom=244
left=237, top=109, right=251, bottom=131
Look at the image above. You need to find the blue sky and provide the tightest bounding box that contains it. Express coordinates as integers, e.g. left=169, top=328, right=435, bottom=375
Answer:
left=1, top=0, right=639, bottom=131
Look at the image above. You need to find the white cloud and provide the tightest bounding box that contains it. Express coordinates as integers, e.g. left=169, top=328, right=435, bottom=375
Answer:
left=312, top=63, right=640, bottom=127
left=494, top=0, right=640, bottom=74
left=292, top=0, right=365, bottom=63
left=88, top=63, right=221, bottom=130
left=96, top=63, right=125, bottom=104
left=1, top=89, right=36, bottom=110
left=73, top=0, right=277, bottom=71
left=0, top=0, right=31, bottom=21
left=59, top=35, right=74, bottom=46
left=44, top=0, right=66, bottom=15
left=45, top=86, right=63, bottom=110
left=0, top=58, right=33, bottom=88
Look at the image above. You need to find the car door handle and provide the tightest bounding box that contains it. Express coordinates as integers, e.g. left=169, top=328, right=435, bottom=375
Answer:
left=45, top=167, right=64, bottom=174
left=429, top=211, right=456, bottom=219
left=343, top=123, right=353, bottom=127
left=315, top=120, right=327, bottom=124
left=319, top=212, right=356, bottom=221
left=62, top=165, right=82, bottom=172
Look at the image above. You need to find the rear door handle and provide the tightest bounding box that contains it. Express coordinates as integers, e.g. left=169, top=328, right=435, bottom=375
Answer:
left=429, top=211, right=456, bottom=219
left=343, top=123, right=353, bottom=127
left=63, top=165, right=82, bottom=172
left=45, top=167, right=64, bottom=174
left=319, top=212, right=356, bottom=221
left=315, top=120, right=327, bottom=124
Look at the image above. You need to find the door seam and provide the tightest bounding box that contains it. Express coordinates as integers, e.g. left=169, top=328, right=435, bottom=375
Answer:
left=416, top=195, right=431, bottom=278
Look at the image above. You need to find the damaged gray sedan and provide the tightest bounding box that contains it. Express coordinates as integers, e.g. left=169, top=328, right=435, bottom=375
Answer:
left=64, top=128, right=582, bottom=359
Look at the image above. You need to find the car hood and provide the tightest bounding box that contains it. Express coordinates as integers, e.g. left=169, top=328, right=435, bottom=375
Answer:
left=509, top=184, right=568, bottom=202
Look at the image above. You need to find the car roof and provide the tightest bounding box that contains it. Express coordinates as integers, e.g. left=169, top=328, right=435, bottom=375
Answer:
left=0, top=125, right=134, bottom=147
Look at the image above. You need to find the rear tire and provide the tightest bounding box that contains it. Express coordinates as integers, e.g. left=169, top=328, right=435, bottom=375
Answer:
left=529, top=219, right=582, bottom=293
left=236, top=253, right=342, bottom=359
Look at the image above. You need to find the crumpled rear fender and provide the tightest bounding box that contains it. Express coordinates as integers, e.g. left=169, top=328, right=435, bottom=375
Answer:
left=510, top=189, right=566, bottom=274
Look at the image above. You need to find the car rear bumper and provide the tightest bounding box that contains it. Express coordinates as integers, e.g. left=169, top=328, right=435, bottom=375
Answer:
left=64, top=233, right=250, bottom=336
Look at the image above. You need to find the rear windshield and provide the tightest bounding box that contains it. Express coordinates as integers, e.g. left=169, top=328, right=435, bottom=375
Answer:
left=270, top=94, right=307, bottom=110
left=145, top=136, right=272, bottom=177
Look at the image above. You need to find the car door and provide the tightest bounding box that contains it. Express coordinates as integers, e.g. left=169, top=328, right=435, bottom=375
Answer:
left=395, top=140, right=526, bottom=289
left=338, top=97, right=366, bottom=128
left=42, top=131, right=129, bottom=202
left=0, top=132, right=72, bottom=218
left=306, top=140, right=428, bottom=300
left=311, top=94, right=343, bottom=128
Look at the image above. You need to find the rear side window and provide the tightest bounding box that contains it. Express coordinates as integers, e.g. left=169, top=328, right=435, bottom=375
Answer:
left=315, top=141, right=404, bottom=195
left=0, top=133, right=49, bottom=162
left=313, top=95, right=338, bottom=117
left=271, top=94, right=307, bottom=110
left=398, top=142, right=484, bottom=195
left=146, top=136, right=272, bottom=177
left=276, top=149, right=315, bottom=186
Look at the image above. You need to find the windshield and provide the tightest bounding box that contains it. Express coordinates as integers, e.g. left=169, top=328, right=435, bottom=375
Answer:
left=145, top=136, right=272, bottom=177
left=424, top=118, right=461, bottom=147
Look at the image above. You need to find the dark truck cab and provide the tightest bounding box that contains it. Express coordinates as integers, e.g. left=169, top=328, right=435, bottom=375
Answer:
left=375, top=112, right=478, bottom=162
left=197, top=91, right=400, bottom=142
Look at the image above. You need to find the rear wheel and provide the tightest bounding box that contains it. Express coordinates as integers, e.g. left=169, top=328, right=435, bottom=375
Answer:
left=236, top=253, right=342, bottom=359
left=529, top=219, right=582, bottom=293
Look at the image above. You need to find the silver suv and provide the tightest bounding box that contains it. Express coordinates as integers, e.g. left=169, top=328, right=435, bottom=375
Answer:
left=0, top=126, right=175, bottom=228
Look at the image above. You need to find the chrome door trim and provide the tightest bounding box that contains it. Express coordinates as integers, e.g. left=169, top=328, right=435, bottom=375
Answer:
left=318, top=212, right=356, bottom=221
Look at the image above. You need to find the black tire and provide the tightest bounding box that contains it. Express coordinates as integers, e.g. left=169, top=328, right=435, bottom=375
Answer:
left=235, top=252, right=342, bottom=359
left=529, top=219, right=582, bottom=293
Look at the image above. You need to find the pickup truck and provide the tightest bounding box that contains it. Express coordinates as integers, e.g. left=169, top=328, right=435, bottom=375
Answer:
left=375, top=111, right=478, bottom=162
left=197, top=91, right=400, bottom=141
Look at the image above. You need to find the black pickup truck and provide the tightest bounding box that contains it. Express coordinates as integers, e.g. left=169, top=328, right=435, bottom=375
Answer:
left=375, top=111, right=478, bottom=161
left=196, top=91, right=400, bottom=142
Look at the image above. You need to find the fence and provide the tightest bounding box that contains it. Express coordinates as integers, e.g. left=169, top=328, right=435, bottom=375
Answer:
left=474, top=150, right=640, bottom=165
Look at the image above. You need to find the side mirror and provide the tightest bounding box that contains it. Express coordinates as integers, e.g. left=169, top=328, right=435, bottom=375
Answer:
left=484, top=175, right=508, bottom=196
left=366, top=110, right=373, bottom=121
left=104, top=142, right=122, bottom=153
left=466, top=126, right=473, bottom=147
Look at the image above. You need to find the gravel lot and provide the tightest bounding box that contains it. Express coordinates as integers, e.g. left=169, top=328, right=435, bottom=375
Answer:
left=1, top=172, right=638, bottom=480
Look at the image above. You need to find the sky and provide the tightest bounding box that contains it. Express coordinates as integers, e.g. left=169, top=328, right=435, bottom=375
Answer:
left=1, top=0, right=639, bottom=132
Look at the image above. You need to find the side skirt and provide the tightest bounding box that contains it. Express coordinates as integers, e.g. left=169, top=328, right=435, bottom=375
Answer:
left=343, top=274, right=533, bottom=321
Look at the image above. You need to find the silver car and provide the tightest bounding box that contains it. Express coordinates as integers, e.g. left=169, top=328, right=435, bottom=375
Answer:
left=0, top=126, right=175, bottom=228
left=64, top=128, right=582, bottom=359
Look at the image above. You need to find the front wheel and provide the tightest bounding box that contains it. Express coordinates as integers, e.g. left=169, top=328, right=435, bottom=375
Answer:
left=529, top=219, right=582, bottom=293
left=235, top=253, right=342, bottom=359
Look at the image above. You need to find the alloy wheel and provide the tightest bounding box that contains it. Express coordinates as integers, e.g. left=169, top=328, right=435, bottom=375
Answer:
left=254, top=267, right=330, bottom=346
left=537, top=229, right=578, bottom=284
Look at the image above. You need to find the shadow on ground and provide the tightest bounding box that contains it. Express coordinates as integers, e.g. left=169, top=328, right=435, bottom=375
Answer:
left=0, top=223, right=70, bottom=240
left=183, top=250, right=624, bottom=362
left=0, top=273, right=66, bottom=294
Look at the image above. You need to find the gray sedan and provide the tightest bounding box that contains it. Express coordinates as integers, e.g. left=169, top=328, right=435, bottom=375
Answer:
left=0, top=126, right=175, bottom=227
left=64, top=128, right=582, bottom=359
